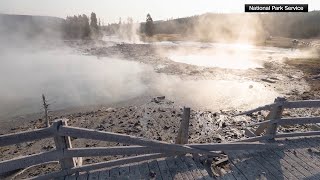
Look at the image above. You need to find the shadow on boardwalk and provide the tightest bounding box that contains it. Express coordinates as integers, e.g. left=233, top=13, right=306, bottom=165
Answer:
left=224, top=137, right=320, bottom=180
left=68, top=155, right=214, bottom=180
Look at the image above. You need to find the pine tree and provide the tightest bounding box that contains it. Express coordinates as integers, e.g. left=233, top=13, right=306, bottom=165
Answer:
left=145, top=13, right=154, bottom=37
left=90, top=12, right=98, bottom=30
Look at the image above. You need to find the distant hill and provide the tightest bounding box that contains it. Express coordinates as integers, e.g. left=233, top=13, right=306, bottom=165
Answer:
left=0, top=14, right=65, bottom=40
left=138, top=11, right=320, bottom=43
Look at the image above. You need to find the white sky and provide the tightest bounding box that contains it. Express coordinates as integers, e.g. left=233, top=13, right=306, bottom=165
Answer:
left=0, top=0, right=319, bottom=24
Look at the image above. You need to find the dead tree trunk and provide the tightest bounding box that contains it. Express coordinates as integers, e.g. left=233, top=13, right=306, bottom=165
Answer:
left=42, top=94, right=49, bottom=127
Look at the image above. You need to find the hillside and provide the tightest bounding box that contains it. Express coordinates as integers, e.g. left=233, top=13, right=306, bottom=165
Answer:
left=138, top=12, right=320, bottom=43
left=0, top=14, right=65, bottom=40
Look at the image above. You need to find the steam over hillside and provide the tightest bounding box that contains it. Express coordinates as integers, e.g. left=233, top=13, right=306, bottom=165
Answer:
left=138, top=12, right=320, bottom=43
left=0, top=14, right=65, bottom=41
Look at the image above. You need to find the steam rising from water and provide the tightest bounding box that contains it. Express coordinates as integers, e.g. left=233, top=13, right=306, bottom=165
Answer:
left=0, top=44, right=280, bottom=119
left=0, top=47, right=150, bottom=118
left=149, top=75, right=279, bottom=110
left=169, top=54, right=262, bottom=69
left=168, top=42, right=310, bottom=69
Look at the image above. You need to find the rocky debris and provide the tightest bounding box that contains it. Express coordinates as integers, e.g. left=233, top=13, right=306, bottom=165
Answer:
left=151, top=96, right=166, bottom=103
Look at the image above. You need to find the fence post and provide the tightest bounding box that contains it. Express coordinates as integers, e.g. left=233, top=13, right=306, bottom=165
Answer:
left=52, top=119, right=76, bottom=170
left=266, top=97, right=286, bottom=140
left=175, top=107, right=191, bottom=145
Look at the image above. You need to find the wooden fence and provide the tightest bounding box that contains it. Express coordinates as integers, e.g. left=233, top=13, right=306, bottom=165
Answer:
left=236, top=97, right=320, bottom=142
left=0, top=107, right=280, bottom=179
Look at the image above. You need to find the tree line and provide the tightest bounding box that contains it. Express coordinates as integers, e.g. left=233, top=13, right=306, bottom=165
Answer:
left=97, top=11, right=320, bottom=42
left=140, top=12, right=320, bottom=41
left=63, top=12, right=102, bottom=39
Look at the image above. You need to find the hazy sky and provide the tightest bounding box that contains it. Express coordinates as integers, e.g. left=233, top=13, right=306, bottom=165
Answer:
left=0, top=0, right=319, bottom=23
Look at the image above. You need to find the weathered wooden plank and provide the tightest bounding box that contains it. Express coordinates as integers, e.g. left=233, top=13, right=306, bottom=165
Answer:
left=193, top=159, right=214, bottom=180
left=175, top=107, right=191, bottom=145
left=76, top=172, right=89, bottom=180
left=301, top=138, right=320, bottom=158
left=277, top=117, right=320, bottom=126
left=251, top=152, right=288, bottom=180
left=251, top=117, right=320, bottom=127
left=0, top=150, right=61, bottom=174
left=275, top=131, right=320, bottom=139
left=283, top=138, right=320, bottom=178
left=225, top=161, right=247, bottom=180
left=88, top=171, right=100, bottom=180
left=183, top=156, right=203, bottom=179
left=116, top=175, right=130, bottom=180
left=282, top=148, right=320, bottom=179
left=188, top=142, right=281, bottom=151
left=118, top=165, right=130, bottom=177
left=254, top=102, right=277, bottom=136
left=257, top=150, right=299, bottom=180
left=65, top=175, right=77, bottom=180
left=228, top=151, right=277, bottom=180
left=244, top=128, right=256, bottom=137
left=271, top=148, right=311, bottom=178
left=254, top=123, right=269, bottom=136
left=266, top=98, right=284, bottom=140
left=58, top=126, right=219, bottom=156
left=217, top=173, right=236, bottom=180
left=53, top=120, right=76, bottom=170
left=233, top=103, right=276, bottom=116
left=235, top=136, right=270, bottom=142
left=64, top=146, right=163, bottom=157
left=129, top=163, right=141, bottom=179
left=138, top=162, right=150, bottom=179
left=283, top=100, right=320, bottom=109
left=0, top=127, right=54, bottom=147
left=34, top=153, right=170, bottom=180
left=98, top=170, right=109, bottom=180
left=303, top=137, right=320, bottom=149
left=148, top=160, right=162, bottom=180
left=157, top=159, right=173, bottom=180
left=174, top=157, right=192, bottom=180
left=247, top=120, right=270, bottom=127
left=109, top=167, right=120, bottom=178
left=166, top=157, right=183, bottom=180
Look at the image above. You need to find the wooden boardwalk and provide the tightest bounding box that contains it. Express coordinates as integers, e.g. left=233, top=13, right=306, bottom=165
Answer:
left=65, top=155, right=213, bottom=180
left=223, top=136, right=320, bottom=180
left=64, top=137, right=320, bottom=180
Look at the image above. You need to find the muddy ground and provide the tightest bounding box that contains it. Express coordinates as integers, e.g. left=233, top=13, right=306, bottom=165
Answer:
left=2, top=40, right=320, bottom=179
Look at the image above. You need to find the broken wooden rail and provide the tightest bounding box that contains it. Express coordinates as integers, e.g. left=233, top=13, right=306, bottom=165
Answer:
left=237, top=97, right=320, bottom=142
left=0, top=108, right=280, bottom=179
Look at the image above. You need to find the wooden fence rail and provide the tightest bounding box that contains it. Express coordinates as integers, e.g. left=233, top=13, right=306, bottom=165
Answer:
left=58, top=126, right=219, bottom=156
left=248, top=117, right=320, bottom=127
left=235, top=99, right=320, bottom=116
left=238, top=97, right=320, bottom=142
left=3, top=98, right=318, bottom=179
left=0, top=127, right=54, bottom=147
left=0, top=116, right=283, bottom=179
